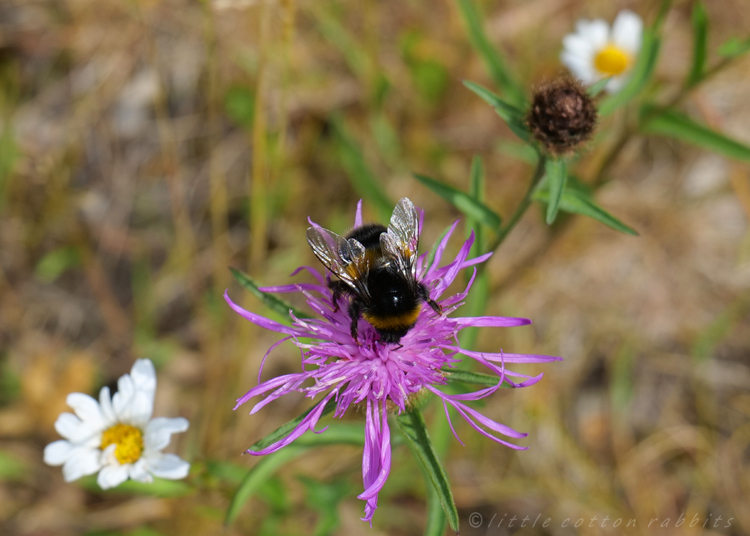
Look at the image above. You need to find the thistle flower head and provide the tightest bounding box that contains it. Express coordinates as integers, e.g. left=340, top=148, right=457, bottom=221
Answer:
left=226, top=200, right=560, bottom=524
left=527, top=76, right=597, bottom=156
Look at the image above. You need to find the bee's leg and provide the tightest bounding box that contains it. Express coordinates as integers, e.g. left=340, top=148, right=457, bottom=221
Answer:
left=347, top=300, right=361, bottom=342
left=328, top=280, right=349, bottom=312
left=418, top=283, right=442, bottom=315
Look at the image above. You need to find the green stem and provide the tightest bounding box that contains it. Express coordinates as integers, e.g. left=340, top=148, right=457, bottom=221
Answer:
left=483, top=155, right=546, bottom=260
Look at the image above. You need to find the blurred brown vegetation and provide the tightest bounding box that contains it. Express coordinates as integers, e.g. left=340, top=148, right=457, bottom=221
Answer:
left=0, top=0, right=749, bottom=535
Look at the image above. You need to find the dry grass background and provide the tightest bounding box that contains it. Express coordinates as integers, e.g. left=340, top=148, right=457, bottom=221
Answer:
left=1, top=0, right=749, bottom=535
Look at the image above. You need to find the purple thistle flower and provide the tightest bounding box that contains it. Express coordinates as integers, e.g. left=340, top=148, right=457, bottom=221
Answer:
left=225, top=200, right=560, bottom=524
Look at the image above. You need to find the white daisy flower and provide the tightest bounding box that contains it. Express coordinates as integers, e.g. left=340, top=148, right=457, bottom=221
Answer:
left=561, top=10, right=643, bottom=93
left=44, top=359, right=190, bottom=489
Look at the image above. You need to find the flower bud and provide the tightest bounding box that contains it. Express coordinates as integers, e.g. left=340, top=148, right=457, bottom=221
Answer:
left=526, top=76, right=597, bottom=156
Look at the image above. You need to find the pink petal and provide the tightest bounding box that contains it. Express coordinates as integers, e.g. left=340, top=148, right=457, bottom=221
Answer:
left=454, top=316, right=531, bottom=328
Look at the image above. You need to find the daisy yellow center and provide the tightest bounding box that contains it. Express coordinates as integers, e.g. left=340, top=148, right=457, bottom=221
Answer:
left=594, top=45, right=630, bottom=76
left=100, top=424, right=144, bottom=465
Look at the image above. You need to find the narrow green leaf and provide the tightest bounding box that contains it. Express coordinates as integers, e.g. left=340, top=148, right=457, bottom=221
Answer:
left=205, top=460, right=248, bottom=485
left=294, top=423, right=365, bottom=447
left=454, top=0, right=524, bottom=106
left=230, top=267, right=312, bottom=320
left=641, top=108, right=750, bottom=162
left=468, top=155, right=485, bottom=202
left=467, top=155, right=486, bottom=258
left=533, top=188, right=638, bottom=236
left=79, top=475, right=193, bottom=497
left=717, top=35, right=750, bottom=58
left=544, top=159, right=567, bottom=224
left=563, top=190, right=638, bottom=235
left=250, top=398, right=338, bottom=452
left=587, top=77, right=612, bottom=97
left=424, top=473, right=448, bottom=536
left=299, top=476, right=351, bottom=536
left=463, top=80, right=530, bottom=141
left=688, top=2, right=708, bottom=85
left=227, top=423, right=365, bottom=525
left=312, top=8, right=372, bottom=83
left=332, top=120, right=393, bottom=222
left=443, top=368, right=512, bottom=388
left=599, top=26, right=662, bottom=116
left=653, top=0, right=673, bottom=32
left=226, top=446, right=305, bottom=525
left=396, top=408, right=459, bottom=533
left=414, top=173, right=502, bottom=230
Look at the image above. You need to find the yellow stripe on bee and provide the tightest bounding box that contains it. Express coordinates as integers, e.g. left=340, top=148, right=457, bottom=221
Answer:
left=363, top=307, right=421, bottom=330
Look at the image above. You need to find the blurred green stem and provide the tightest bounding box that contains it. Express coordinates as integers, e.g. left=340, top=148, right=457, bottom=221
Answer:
left=482, top=155, right=546, bottom=262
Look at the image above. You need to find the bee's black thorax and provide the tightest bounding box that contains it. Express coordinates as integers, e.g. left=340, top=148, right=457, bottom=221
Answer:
left=362, top=265, right=422, bottom=343
left=320, top=215, right=442, bottom=344
left=345, top=224, right=388, bottom=249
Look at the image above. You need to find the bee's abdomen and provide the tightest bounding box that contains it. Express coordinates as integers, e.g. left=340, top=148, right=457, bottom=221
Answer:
left=363, top=307, right=421, bottom=331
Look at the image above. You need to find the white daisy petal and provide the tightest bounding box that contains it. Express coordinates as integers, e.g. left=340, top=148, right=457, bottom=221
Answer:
left=562, top=34, right=595, bottom=61
left=129, top=459, right=153, bottom=483
left=44, top=440, right=76, bottom=466
left=146, top=453, right=190, bottom=480
left=54, top=413, right=83, bottom=440
left=54, top=413, right=102, bottom=446
left=98, top=463, right=130, bottom=489
left=130, top=359, right=157, bottom=398
left=62, top=447, right=102, bottom=482
left=99, top=443, right=117, bottom=466
left=66, top=393, right=104, bottom=426
left=144, top=417, right=189, bottom=451
left=612, top=9, right=643, bottom=54
left=577, top=19, right=609, bottom=50
left=99, top=386, right=116, bottom=425
left=112, top=374, right=135, bottom=421
left=129, top=392, right=155, bottom=427
left=561, top=52, right=598, bottom=83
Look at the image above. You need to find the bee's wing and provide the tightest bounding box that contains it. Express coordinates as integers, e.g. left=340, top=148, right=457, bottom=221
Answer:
left=381, top=197, right=419, bottom=282
left=306, top=226, right=371, bottom=300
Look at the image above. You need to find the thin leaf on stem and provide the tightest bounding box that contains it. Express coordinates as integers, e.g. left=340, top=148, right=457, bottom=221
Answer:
left=463, top=80, right=530, bottom=141
left=396, top=407, right=459, bottom=533
left=454, top=0, right=524, bottom=106
left=687, top=1, right=708, bottom=86
left=414, top=173, right=502, bottom=230
left=230, top=268, right=313, bottom=320
left=641, top=108, right=750, bottom=162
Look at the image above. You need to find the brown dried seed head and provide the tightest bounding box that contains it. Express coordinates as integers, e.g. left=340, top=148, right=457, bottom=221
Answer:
left=526, top=76, right=598, bottom=156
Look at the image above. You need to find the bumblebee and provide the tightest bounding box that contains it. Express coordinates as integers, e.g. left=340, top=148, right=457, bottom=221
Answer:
left=307, top=197, right=442, bottom=344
